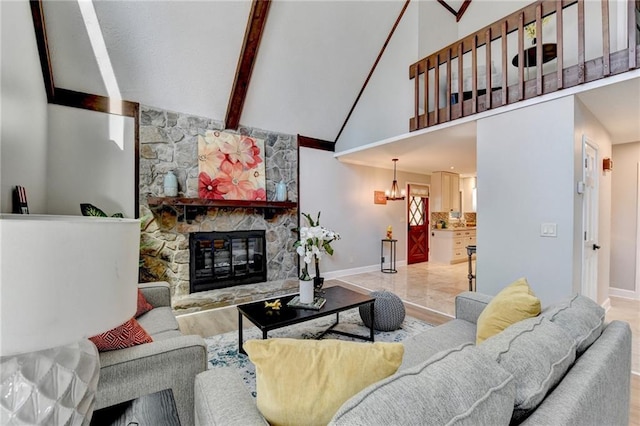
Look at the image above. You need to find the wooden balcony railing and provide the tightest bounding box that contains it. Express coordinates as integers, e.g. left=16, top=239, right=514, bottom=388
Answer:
left=409, top=0, right=640, bottom=131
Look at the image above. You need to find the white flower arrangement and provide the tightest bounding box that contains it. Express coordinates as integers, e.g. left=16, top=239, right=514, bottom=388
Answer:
left=294, top=212, right=340, bottom=281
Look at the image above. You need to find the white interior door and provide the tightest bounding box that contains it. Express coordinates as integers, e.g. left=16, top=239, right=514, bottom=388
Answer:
left=582, top=136, right=599, bottom=301
left=636, top=163, right=640, bottom=297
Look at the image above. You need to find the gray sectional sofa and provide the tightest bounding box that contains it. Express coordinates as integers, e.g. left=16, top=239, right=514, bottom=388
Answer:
left=95, top=282, right=207, bottom=426
left=195, top=291, right=632, bottom=425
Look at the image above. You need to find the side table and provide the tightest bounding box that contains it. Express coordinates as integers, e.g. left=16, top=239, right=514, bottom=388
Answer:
left=381, top=239, right=397, bottom=273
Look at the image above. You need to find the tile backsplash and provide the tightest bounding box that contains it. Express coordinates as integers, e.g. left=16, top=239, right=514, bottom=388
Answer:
left=431, top=211, right=477, bottom=229
left=431, top=212, right=449, bottom=228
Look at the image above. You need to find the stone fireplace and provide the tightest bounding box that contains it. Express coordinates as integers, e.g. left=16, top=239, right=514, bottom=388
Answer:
left=138, top=105, right=299, bottom=313
left=189, top=230, right=267, bottom=293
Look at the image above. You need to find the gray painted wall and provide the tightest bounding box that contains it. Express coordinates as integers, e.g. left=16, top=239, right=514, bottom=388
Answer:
left=300, top=148, right=430, bottom=276
left=1, top=1, right=48, bottom=214
left=476, top=95, right=614, bottom=306
left=46, top=105, right=135, bottom=217
left=611, top=141, right=640, bottom=293
left=476, top=97, right=577, bottom=306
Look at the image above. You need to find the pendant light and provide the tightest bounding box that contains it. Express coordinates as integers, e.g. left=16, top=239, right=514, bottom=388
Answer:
left=385, top=158, right=406, bottom=201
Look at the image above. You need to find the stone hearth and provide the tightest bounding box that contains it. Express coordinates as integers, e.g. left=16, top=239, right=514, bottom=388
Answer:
left=172, top=279, right=299, bottom=315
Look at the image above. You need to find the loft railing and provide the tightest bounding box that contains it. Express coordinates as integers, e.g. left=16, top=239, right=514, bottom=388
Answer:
left=409, top=0, right=640, bottom=131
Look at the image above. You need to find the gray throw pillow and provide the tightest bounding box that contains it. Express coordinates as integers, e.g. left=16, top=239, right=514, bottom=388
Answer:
left=478, top=316, right=576, bottom=422
left=541, top=294, right=605, bottom=355
left=329, top=344, right=515, bottom=426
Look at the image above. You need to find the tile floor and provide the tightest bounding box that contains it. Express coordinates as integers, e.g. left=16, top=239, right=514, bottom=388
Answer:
left=337, top=261, right=473, bottom=317
left=338, top=261, right=639, bottom=374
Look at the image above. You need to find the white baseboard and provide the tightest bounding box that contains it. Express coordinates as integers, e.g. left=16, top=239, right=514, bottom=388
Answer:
left=323, top=261, right=408, bottom=280
left=324, top=264, right=379, bottom=278
left=609, top=287, right=640, bottom=300
left=601, top=298, right=611, bottom=313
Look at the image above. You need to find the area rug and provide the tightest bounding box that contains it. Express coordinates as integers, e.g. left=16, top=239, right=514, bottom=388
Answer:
left=204, top=309, right=433, bottom=397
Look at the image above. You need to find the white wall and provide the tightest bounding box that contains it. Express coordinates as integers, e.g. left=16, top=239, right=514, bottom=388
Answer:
left=1, top=0, right=48, bottom=214
left=47, top=105, right=135, bottom=218
left=611, top=141, right=640, bottom=294
left=476, top=96, right=577, bottom=306
left=336, top=1, right=419, bottom=151
left=418, top=1, right=457, bottom=58
left=574, top=98, right=613, bottom=305
left=461, top=176, right=476, bottom=213
left=457, top=1, right=525, bottom=39
left=299, top=147, right=430, bottom=276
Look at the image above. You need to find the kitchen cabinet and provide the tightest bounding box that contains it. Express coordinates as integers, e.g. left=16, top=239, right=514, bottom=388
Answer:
left=461, top=177, right=476, bottom=213
left=431, top=171, right=460, bottom=212
left=430, top=228, right=476, bottom=264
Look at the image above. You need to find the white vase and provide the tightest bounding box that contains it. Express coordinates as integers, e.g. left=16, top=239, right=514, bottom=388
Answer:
left=164, top=170, right=178, bottom=197
left=299, top=280, right=314, bottom=304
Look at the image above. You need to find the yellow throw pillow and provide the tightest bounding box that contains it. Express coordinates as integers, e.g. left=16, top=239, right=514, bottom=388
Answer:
left=476, top=277, right=541, bottom=344
left=244, top=338, right=404, bottom=426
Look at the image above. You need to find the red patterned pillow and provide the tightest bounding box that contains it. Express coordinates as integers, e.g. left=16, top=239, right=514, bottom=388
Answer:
left=90, top=318, right=153, bottom=352
left=136, top=289, right=154, bottom=318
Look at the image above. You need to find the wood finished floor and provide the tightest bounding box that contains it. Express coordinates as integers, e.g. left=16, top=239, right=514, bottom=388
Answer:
left=176, top=261, right=640, bottom=426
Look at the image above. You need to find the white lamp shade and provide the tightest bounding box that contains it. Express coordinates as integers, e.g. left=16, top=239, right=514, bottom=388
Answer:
left=0, top=214, right=140, bottom=356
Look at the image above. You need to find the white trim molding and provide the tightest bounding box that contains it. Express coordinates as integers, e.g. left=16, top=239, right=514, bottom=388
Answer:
left=609, top=287, right=640, bottom=300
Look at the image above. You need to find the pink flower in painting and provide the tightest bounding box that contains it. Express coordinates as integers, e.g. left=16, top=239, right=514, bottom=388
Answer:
left=248, top=167, right=265, bottom=189
left=198, top=134, right=227, bottom=178
left=216, top=160, right=257, bottom=200
left=251, top=188, right=267, bottom=201
left=220, top=136, right=263, bottom=169
left=198, top=172, right=226, bottom=200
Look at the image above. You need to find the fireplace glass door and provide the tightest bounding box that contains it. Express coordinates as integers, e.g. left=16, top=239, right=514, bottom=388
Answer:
left=190, top=231, right=266, bottom=293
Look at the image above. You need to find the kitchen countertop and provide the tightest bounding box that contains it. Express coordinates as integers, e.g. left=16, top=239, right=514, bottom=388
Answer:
left=432, top=227, right=476, bottom=231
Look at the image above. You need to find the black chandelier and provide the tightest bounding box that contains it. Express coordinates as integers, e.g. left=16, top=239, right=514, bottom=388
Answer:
left=385, top=158, right=406, bottom=201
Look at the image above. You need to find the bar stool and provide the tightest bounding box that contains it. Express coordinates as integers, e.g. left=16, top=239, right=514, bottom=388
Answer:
left=466, top=245, right=476, bottom=291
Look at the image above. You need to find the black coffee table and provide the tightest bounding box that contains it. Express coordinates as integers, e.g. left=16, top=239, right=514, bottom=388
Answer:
left=237, top=285, right=375, bottom=354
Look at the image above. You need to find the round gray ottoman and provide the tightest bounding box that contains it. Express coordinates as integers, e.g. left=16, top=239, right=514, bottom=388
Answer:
left=359, top=290, right=406, bottom=331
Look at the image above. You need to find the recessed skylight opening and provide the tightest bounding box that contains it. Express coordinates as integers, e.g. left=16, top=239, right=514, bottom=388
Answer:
left=78, top=0, right=124, bottom=150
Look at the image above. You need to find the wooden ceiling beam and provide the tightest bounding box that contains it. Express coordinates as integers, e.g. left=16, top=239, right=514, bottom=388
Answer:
left=29, top=0, right=55, bottom=102
left=334, top=0, right=411, bottom=144
left=225, top=0, right=272, bottom=130
left=437, top=0, right=473, bottom=22
left=298, top=135, right=335, bottom=152
left=437, top=0, right=458, bottom=17
left=456, top=0, right=472, bottom=22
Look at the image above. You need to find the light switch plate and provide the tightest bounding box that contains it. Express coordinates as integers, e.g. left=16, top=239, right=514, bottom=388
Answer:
left=541, top=223, right=557, bottom=237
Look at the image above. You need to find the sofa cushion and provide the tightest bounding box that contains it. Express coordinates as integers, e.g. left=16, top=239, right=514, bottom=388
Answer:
left=135, top=289, right=154, bottom=318
left=89, top=317, right=153, bottom=352
left=330, top=344, right=515, bottom=426
left=244, top=338, right=403, bottom=426
left=136, top=306, right=180, bottom=336
left=151, top=329, right=183, bottom=341
left=541, top=294, right=605, bottom=355
left=476, top=277, right=541, bottom=344
left=478, top=316, right=576, bottom=422
left=400, top=318, right=476, bottom=370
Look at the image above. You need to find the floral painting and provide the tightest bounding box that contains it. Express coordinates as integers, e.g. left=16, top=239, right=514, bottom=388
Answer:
left=198, top=130, right=266, bottom=201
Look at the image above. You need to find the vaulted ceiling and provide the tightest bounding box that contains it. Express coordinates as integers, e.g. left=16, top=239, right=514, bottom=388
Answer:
left=41, top=0, right=418, bottom=142
left=34, top=0, right=640, bottom=177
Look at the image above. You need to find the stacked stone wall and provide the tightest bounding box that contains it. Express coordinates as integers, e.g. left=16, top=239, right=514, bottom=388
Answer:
left=138, top=105, right=298, bottom=300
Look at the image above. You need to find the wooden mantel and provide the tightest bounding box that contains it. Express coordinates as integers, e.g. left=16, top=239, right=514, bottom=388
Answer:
left=147, top=197, right=297, bottom=221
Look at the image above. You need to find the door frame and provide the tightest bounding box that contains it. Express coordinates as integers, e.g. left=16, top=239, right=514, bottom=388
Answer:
left=406, top=181, right=431, bottom=264
left=581, top=135, right=599, bottom=301
left=636, top=162, right=640, bottom=298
